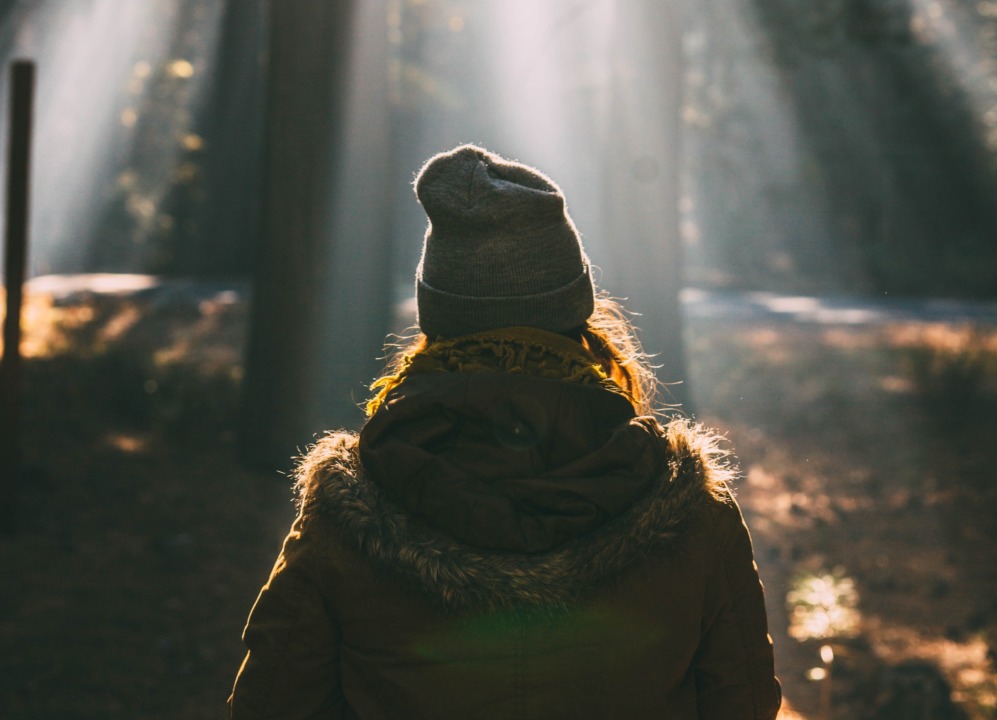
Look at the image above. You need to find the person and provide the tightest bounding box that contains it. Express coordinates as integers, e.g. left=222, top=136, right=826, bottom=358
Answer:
left=229, top=144, right=781, bottom=719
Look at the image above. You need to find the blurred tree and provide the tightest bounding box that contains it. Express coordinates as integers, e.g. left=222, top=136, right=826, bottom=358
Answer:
left=239, top=0, right=354, bottom=467
left=38, top=0, right=264, bottom=277
left=598, top=0, right=690, bottom=408
left=241, top=0, right=396, bottom=467
left=751, top=0, right=997, bottom=297
left=88, top=0, right=211, bottom=273
left=189, top=0, right=265, bottom=277
left=681, top=0, right=997, bottom=298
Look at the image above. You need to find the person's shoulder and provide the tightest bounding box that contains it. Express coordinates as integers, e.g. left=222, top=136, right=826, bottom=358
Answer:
left=290, top=430, right=370, bottom=547
left=294, top=430, right=361, bottom=507
left=649, top=417, right=751, bottom=546
left=656, top=417, right=738, bottom=508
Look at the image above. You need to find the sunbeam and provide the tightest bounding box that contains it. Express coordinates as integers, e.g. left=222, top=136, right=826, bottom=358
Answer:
left=1, top=0, right=227, bottom=276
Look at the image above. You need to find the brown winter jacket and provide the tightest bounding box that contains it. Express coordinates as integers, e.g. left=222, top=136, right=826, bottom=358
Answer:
left=229, top=364, right=781, bottom=719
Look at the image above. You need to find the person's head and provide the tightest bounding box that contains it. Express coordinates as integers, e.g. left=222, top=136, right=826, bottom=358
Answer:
left=414, top=144, right=593, bottom=339
left=368, top=144, right=658, bottom=415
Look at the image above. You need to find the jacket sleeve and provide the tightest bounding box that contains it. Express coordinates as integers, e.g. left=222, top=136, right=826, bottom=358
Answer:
left=229, top=511, right=344, bottom=720
left=694, top=498, right=782, bottom=720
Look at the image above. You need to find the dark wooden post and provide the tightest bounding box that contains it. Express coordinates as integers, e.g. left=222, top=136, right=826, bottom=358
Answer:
left=1, top=60, right=35, bottom=536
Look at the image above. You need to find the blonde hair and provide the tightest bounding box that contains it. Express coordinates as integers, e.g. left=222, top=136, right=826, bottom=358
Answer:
left=570, top=295, right=659, bottom=416
left=366, top=295, right=660, bottom=417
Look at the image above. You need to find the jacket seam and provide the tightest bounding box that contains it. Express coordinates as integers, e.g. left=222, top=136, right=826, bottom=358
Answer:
left=257, top=549, right=310, bottom=719
left=719, top=522, right=764, bottom=720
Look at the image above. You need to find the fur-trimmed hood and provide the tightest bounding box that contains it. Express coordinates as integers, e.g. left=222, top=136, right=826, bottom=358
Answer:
left=294, top=379, right=736, bottom=612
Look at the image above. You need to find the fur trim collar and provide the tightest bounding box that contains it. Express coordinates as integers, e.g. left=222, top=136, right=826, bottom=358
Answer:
left=294, top=419, right=735, bottom=612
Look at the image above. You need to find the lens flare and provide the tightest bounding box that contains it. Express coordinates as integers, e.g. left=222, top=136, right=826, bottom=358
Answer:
left=787, top=567, right=861, bottom=641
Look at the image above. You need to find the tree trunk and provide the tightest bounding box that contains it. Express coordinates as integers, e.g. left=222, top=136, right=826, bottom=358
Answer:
left=240, top=0, right=395, bottom=468
left=191, top=0, right=266, bottom=277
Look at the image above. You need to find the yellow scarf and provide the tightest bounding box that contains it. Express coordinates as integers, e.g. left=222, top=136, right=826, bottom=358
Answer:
left=366, top=327, right=620, bottom=416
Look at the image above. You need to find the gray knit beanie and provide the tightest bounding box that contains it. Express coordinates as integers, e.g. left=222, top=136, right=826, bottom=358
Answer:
left=414, top=144, right=595, bottom=338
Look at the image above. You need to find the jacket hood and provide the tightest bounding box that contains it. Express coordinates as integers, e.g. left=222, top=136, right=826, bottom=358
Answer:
left=295, top=375, right=736, bottom=610
left=359, top=371, right=659, bottom=554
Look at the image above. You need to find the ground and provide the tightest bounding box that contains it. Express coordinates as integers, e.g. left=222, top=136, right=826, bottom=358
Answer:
left=1, top=277, right=995, bottom=719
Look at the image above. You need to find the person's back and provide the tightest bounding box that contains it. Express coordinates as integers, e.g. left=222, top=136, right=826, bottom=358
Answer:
left=229, top=145, right=781, bottom=719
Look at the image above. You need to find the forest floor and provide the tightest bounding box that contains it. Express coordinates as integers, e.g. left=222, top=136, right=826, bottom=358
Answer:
left=0, top=276, right=995, bottom=719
